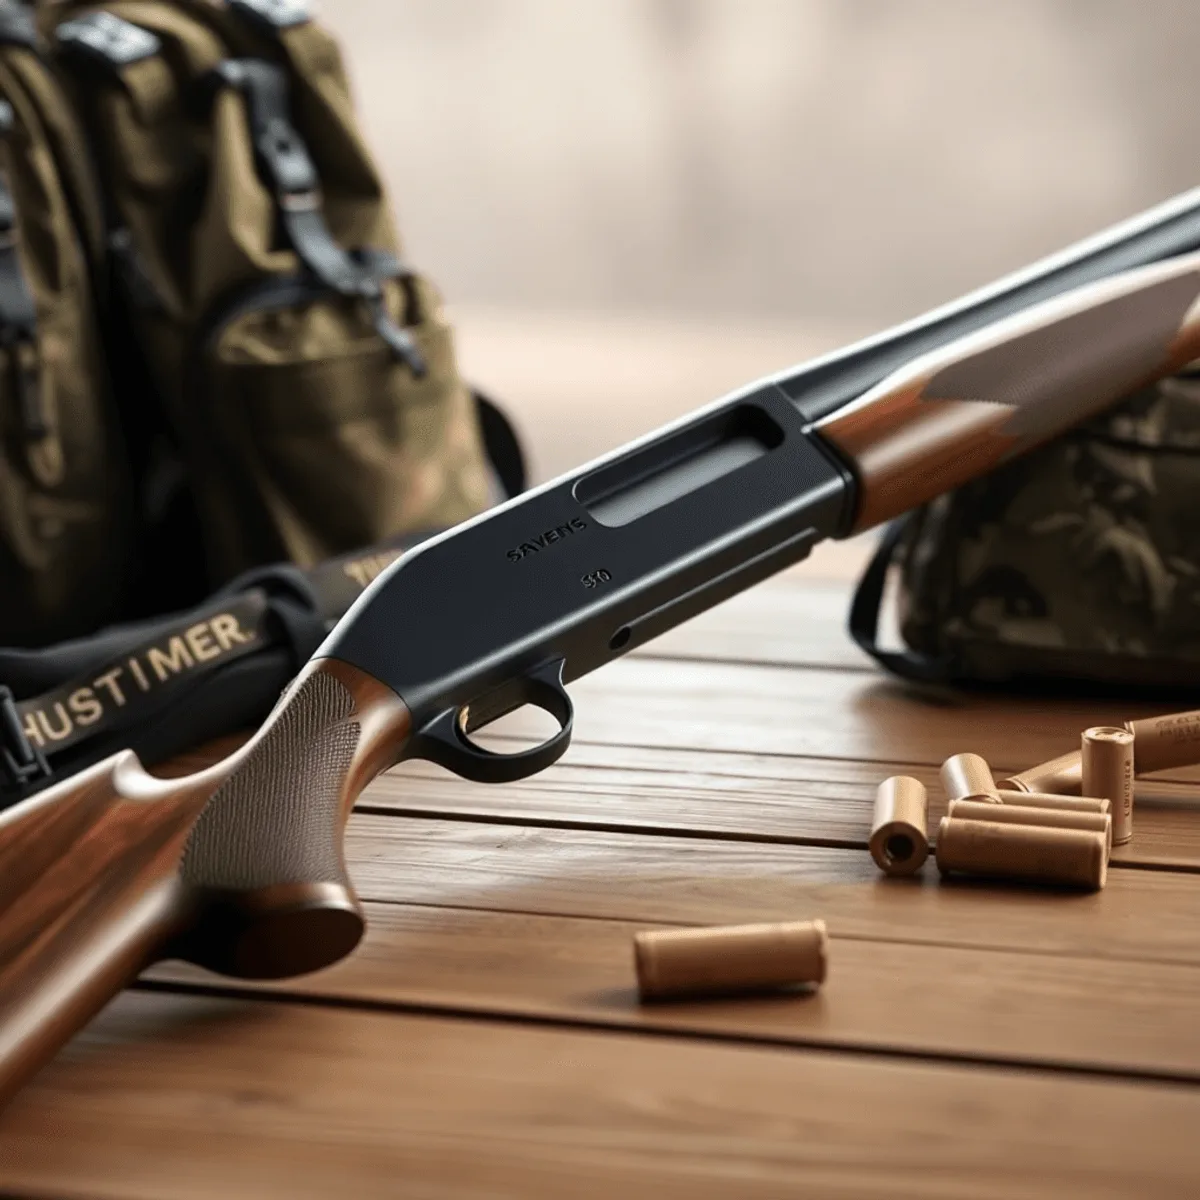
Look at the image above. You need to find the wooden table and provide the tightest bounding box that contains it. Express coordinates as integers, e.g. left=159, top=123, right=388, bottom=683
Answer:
left=4, top=561, right=1200, bottom=1198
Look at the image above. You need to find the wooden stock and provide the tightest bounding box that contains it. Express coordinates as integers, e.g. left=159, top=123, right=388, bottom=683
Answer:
left=0, top=656, right=410, bottom=1110
left=817, top=251, right=1200, bottom=531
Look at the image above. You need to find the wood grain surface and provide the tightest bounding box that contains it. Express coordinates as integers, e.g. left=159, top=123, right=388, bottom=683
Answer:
left=494, top=656, right=1167, bottom=772
left=367, top=745, right=1200, bottom=870
left=146, top=900, right=1200, bottom=1080
left=6, top=571, right=1200, bottom=1198
left=3, top=991, right=1200, bottom=1200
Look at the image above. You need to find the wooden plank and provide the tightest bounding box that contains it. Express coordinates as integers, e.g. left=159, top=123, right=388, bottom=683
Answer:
left=148, top=900, right=1200, bottom=1081
left=631, top=575, right=871, bottom=671
left=487, top=656, right=1166, bottom=774
left=341, top=813, right=1200, bottom=966
left=366, top=745, right=1200, bottom=870
left=2, top=989, right=1199, bottom=1199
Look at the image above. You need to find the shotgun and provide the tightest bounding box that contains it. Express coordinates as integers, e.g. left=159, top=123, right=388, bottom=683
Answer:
left=6, top=189, right=1200, bottom=1107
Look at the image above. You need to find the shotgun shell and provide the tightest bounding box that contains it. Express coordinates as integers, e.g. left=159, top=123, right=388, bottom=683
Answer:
left=947, top=798, right=1111, bottom=854
left=940, top=753, right=1001, bottom=802
left=869, top=776, right=929, bottom=876
left=1125, top=708, right=1200, bottom=775
left=935, top=817, right=1107, bottom=890
left=997, top=750, right=1082, bottom=795
left=996, top=789, right=1110, bottom=815
left=633, top=920, right=827, bottom=1001
left=1082, top=726, right=1134, bottom=846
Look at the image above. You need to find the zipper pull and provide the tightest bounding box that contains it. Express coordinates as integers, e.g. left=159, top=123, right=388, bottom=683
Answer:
left=364, top=285, right=426, bottom=378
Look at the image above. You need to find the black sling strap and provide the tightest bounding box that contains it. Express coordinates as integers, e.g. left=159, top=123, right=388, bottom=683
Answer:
left=848, top=516, right=956, bottom=684
left=0, top=393, right=526, bottom=807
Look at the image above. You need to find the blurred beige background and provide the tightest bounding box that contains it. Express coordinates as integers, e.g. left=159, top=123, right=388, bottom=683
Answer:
left=323, top=0, right=1200, bottom=483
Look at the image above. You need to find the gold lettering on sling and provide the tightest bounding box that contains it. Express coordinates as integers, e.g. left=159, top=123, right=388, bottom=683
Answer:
left=185, top=622, right=220, bottom=663
left=211, top=613, right=252, bottom=650
left=343, top=551, right=401, bottom=590
left=94, top=668, right=126, bottom=706
left=147, top=636, right=194, bottom=682
left=37, top=703, right=72, bottom=742
left=22, top=711, right=43, bottom=749
left=16, top=610, right=263, bottom=751
left=128, top=657, right=151, bottom=692
left=69, top=687, right=102, bottom=726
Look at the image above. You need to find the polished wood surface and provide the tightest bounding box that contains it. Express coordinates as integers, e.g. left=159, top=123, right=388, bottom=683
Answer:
left=5, top=562, right=1200, bottom=1196
left=0, top=657, right=409, bottom=1113
left=816, top=252, right=1200, bottom=530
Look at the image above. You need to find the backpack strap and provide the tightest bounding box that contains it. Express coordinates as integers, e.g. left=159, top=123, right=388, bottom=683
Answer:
left=474, top=389, right=527, bottom=500
left=0, top=101, right=41, bottom=447
left=848, top=515, right=956, bottom=683
left=206, top=56, right=425, bottom=375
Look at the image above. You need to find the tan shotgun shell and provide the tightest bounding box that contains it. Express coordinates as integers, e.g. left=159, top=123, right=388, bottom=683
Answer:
left=940, top=752, right=1001, bottom=802
left=997, top=750, right=1082, bottom=795
left=935, top=817, right=1107, bottom=890
left=947, top=799, right=1112, bottom=854
left=633, top=920, right=828, bottom=1000
left=869, top=776, right=929, bottom=876
left=1125, top=708, right=1200, bottom=775
left=996, top=789, right=1110, bottom=815
left=1082, top=726, right=1134, bottom=846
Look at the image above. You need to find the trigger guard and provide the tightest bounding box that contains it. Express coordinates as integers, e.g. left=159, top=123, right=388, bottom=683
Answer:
left=411, top=659, right=573, bottom=783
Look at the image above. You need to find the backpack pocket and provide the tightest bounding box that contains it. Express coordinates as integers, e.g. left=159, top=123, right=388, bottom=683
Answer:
left=49, top=5, right=494, bottom=589
left=193, top=270, right=490, bottom=574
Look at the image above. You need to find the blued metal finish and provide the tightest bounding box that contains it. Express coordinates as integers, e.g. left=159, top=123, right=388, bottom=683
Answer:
left=328, top=188, right=1200, bottom=783
left=324, top=384, right=852, bottom=780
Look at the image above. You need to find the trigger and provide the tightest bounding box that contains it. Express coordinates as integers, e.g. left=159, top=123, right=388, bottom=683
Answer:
left=411, top=659, right=573, bottom=783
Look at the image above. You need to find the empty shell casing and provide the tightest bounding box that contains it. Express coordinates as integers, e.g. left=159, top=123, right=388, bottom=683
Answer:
left=940, top=753, right=1001, bottom=802
left=634, top=920, right=827, bottom=1000
left=1125, top=708, right=1200, bottom=775
left=996, top=789, right=1110, bottom=815
left=869, top=776, right=929, bottom=876
left=997, top=750, right=1082, bottom=795
left=935, top=817, right=1107, bottom=890
left=947, top=799, right=1111, bottom=854
left=1082, top=727, right=1134, bottom=846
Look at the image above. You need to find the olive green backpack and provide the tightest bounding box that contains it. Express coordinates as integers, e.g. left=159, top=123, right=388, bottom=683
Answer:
left=0, top=1, right=132, bottom=646
left=851, top=369, right=1200, bottom=693
left=0, top=0, right=506, bottom=647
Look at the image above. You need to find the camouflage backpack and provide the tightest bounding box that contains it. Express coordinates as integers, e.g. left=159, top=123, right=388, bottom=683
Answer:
left=851, top=369, right=1200, bottom=692
left=0, top=1, right=132, bottom=646
left=0, top=0, right=511, bottom=648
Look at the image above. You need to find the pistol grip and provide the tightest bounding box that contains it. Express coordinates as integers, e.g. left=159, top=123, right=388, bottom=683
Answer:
left=175, top=657, right=411, bottom=978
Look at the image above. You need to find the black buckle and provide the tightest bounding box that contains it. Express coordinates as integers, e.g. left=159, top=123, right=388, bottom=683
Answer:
left=206, top=59, right=426, bottom=376
left=0, top=0, right=38, bottom=50
left=55, top=11, right=160, bottom=69
left=0, top=686, right=50, bottom=794
left=227, top=0, right=310, bottom=33
left=211, top=60, right=320, bottom=202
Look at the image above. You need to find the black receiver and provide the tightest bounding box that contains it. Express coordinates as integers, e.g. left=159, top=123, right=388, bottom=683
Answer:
left=325, top=185, right=1200, bottom=783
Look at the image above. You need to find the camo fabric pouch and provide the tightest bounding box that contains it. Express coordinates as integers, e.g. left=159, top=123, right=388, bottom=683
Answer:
left=851, top=369, right=1200, bottom=690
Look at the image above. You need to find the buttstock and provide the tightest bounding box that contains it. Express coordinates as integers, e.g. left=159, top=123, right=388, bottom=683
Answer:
left=0, top=657, right=410, bottom=1111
